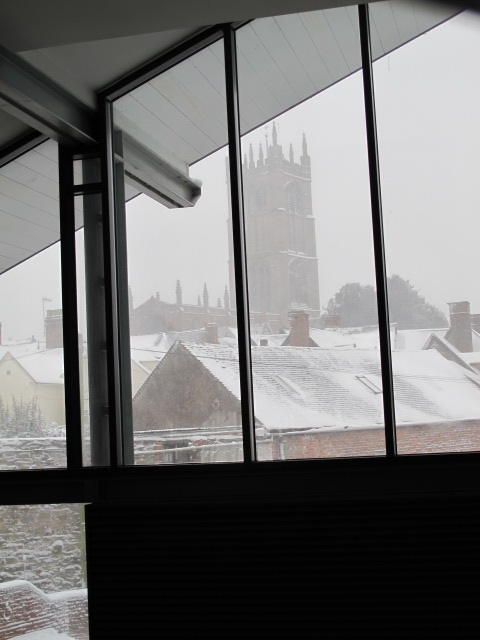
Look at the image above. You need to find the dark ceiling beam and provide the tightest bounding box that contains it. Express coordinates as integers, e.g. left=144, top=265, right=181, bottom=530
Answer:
left=0, top=44, right=97, bottom=146
left=0, top=130, right=47, bottom=167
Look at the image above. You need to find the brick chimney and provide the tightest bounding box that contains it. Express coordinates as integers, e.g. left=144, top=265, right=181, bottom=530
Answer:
left=204, top=323, right=219, bottom=345
left=288, top=310, right=310, bottom=347
left=471, top=313, right=480, bottom=334
left=45, top=309, right=63, bottom=349
left=446, top=301, right=473, bottom=353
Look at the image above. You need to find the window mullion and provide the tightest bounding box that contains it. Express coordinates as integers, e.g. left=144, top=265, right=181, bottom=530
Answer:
left=58, top=145, right=83, bottom=469
left=223, top=25, right=257, bottom=463
left=358, top=4, right=397, bottom=457
left=101, top=99, right=123, bottom=467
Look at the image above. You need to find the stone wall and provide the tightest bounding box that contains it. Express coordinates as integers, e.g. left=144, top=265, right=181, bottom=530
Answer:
left=0, top=504, right=86, bottom=594
left=0, top=437, right=66, bottom=470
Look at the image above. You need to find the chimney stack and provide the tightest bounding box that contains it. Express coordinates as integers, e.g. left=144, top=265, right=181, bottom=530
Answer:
left=45, top=309, right=63, bottom=349
left=471, top=313, right=480, bottom=334
left=288, top=310, right=310, bottom=347
left=447, top=301, right=473, bottom=353
left=204, top=323, right=219, bottom=345
left=260, top=338, right=269, bottom=346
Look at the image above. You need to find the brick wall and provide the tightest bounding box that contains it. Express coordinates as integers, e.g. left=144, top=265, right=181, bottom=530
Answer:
left=0, top=580, right=87, bottom=640
left=274, top=420, right=480, bottom=460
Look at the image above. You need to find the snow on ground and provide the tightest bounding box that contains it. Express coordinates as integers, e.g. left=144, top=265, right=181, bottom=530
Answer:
left=11, top=630, right=75, bottom=639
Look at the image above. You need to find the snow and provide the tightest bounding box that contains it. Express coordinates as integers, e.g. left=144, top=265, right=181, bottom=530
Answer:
left=180, top=342, right=480, bottom=432
left=309, top=326, right=396, bottom=350
left=130, top=333, right=167, bottom=369
left=11, top=630, right=75, bottom=640
left=395, top=328, right=447, bottom=351
left=5, top=348, right=65, bottom=384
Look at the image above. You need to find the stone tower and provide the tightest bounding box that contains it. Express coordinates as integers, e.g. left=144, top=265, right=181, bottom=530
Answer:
left=227, top=123, right=320, bottom=327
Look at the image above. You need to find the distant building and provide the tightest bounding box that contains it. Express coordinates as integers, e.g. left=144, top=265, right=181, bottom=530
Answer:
left=130, top=125, right=321, bottom=335
left=228, top=123, right=320, bottom=326
left=129, top=284, right=282, bottom=335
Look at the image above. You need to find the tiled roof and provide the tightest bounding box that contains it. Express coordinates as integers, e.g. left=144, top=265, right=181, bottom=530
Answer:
left=182, top=343, right=480, bottom=431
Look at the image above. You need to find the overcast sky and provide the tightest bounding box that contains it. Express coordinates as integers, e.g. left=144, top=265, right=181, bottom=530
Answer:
left=0, top=9, right=479, bottom=343
left=126, top=9, right=480, bottom=316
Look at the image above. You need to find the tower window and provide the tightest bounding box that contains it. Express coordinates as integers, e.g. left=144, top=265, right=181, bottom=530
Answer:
left=285, top=182, right=303, bottom=215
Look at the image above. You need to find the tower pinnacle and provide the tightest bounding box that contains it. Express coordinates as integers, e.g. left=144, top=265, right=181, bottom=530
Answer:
left=249, top=143, right=255, bottom=169
left=301, top=132, right=310, bottom=168
left=203, top=283, right=209, bottom=309
left=302, top=132, right=308, bottom=157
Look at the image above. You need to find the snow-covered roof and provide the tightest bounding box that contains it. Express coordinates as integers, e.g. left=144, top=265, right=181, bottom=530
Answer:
left=130, top=333, right=167, bottom=369
left=309, top=326, right=396, bottom=350
left=180, top=343, right=480, bottom=432
left=457, top=351, right=480, bottom=366
left=130, top=328, right=238, bottom=368
left=0, top=340, right=44, bottom=361
left=395, top=328, right=448, bottom=351
left=1, top=348, right=64, bottom=384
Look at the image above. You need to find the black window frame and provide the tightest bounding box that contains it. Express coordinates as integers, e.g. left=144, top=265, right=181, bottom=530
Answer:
left=0, top=5, right=479, bottom=508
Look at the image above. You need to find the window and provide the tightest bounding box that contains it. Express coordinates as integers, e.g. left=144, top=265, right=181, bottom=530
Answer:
left=237, top=7, right=384, bottom=459
left=0, top=2, right=475, bottom=474
left=112, top=37, right=244, bottom=465
left=373, top=3, right=480, bottom=454
left=0, top=141, right=67, bottom=470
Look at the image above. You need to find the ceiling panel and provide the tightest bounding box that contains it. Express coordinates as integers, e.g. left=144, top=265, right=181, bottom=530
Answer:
left=0, top=2, right=461, bottom=276
left=114, top=1, right=460, bottom=170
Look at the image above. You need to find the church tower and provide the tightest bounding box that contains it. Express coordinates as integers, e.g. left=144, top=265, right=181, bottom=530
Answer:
left=227, top=124, right=320, bottom=328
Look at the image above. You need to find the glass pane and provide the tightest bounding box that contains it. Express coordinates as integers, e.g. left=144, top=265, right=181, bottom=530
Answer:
left=113, top=39, right=243, bottom=464
left=0, top=141, right=67, bottom=469
left=373, top=4, right=480, bottom=454
left=237, top=8, right=384, bottom=460
left=0, top=504, right=88, bottom=639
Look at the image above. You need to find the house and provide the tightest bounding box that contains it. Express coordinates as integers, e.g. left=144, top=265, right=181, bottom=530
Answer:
left=0, top=347, right=65, bottom=425
left=133, top=340, right=480, bottom=460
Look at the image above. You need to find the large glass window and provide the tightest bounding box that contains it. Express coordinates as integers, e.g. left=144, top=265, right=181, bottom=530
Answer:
left=0, top=141, right=67, bottom=470
left=113, top=39, right=243, bottom=464
left=373, top=4, right=480, bottom=454
left=237, top=8, right=384, bottom=460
